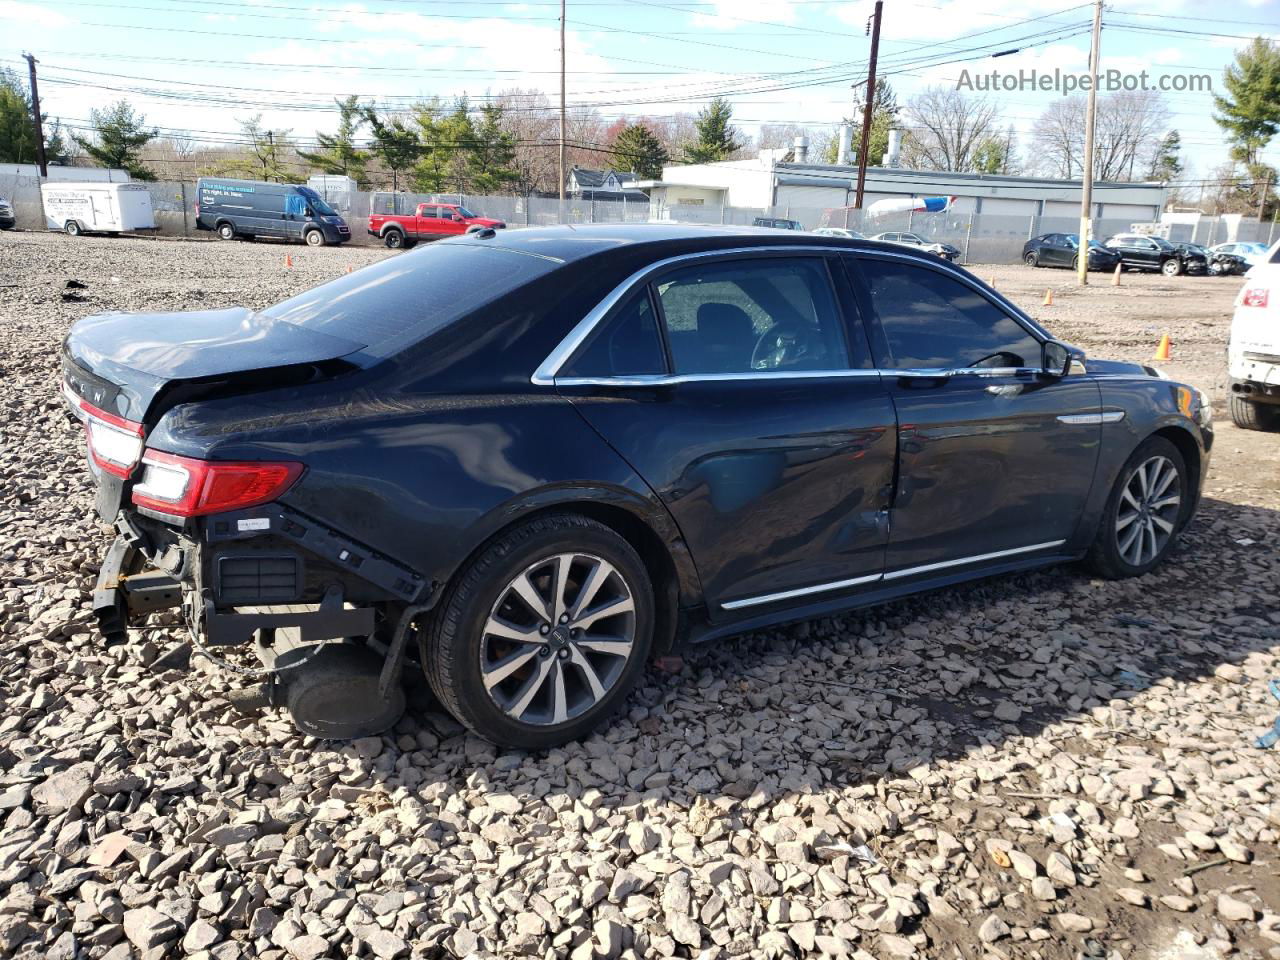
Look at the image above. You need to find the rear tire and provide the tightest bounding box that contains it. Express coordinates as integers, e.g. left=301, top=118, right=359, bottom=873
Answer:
left=421, top=513, right=653, bottom=749
left=64, top=220, right=82, bottom=237
left=1024, top=251, right=1039, bottom=267
left=1230, top=394, right=1279, bottom=431
left=1084, top=436, right=1189, bottom=579
left=217, top=222, right=235, bottom=241
left=384, top=229, right=405, bottom=249
left=304, top=229, right=325, bottom=247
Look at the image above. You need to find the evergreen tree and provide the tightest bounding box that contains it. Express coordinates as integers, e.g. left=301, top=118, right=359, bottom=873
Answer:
left=72, top=100, right=158, bottom=180
left=467, top=104, right=519, bottom=193
left=685, top=98, right=741, bottom=163
left=297, top=95, right=368, bottom=184
left=1213, top=37, right=1280, bottom=167
left=0, top=69, right=39, bottom=164
left=412, top=99, right=475, bottom=193
left=43, top=120, right=70, bottom=166
left=364, top=109, right=421, bottom=191
left=612, top=123, right=668, bottom=179
left=1147, top=130, right=1183, bottom=182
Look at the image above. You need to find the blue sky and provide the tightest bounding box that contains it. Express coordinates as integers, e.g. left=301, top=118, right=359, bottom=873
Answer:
left=2, top=0, right=1277, bottom=185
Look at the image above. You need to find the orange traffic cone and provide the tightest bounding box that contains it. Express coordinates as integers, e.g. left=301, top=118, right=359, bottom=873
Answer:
left=1112, top=263, right=1122, bottom=286
left=345, top=265, right=353, bottom=274
left=284, top=254, right=293, bottom=268
left=1043, top=288, right=1054, bottom=306
left=1152, top=334, right=1171, bottom=361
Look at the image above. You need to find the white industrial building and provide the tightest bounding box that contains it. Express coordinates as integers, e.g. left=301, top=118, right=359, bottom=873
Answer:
left=640, top=142, right=1168, bottom=225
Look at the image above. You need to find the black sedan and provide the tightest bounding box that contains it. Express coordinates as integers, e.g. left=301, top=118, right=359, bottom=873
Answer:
left=63, top=225, right=1213, bottom=748
left=1023, top=233, right=1121, bottom=271
left=1103, top=233, right=1207, bottom=276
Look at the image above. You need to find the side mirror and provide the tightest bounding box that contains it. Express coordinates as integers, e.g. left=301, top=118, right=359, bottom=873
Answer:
left=1042, top=340, right=1072, bottom=378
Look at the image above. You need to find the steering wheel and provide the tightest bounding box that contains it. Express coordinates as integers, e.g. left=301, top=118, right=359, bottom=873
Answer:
left=750, top=322, right=825, bottom=371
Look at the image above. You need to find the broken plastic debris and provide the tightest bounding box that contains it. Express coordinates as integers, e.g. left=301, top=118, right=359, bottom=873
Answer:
left=849, top=843, right=879, bottom=864
left=1236, top=538, right=1256, bottom=546
left=990, top=848, right=1012, bottom=868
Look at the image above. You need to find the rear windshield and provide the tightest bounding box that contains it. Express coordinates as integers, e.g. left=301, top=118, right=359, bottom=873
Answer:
left=262, top=242, right=559, bottom=359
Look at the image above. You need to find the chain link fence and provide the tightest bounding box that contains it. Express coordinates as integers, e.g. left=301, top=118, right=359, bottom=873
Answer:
left=3, top=173, right=1276, bottom=263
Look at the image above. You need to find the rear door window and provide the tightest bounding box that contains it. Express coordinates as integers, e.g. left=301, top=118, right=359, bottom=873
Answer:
left=653, top=257, right=850, bottom=375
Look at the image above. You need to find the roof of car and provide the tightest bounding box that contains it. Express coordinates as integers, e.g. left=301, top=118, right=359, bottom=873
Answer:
left=437, top=222, right=933, bottom=265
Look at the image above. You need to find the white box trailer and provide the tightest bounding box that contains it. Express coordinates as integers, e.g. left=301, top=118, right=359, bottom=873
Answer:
left=41, top=181, right=156, bottom=236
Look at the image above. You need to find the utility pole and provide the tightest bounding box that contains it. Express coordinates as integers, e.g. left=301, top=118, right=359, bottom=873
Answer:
left=558, top=0, right=567, bottom=204
left=1076, top=0, right=1103, bottom=286
left=852, top=0, right=882, bottom=209
left=23, top=53, right=48, bottom=177
left=266, top=130, right=274, bottom=181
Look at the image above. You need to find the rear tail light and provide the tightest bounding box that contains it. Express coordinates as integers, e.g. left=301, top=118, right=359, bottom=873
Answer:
left=132, top=450, right=303, bottom=518
left=67, top=389, right=144, bottom=478
left=1241, top=287, right=1269, bottom=308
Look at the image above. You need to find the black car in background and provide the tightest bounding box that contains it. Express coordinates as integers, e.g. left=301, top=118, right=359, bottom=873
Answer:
left=1103, top=233, right=1206, bottom=276
left=1023, top=233, right=1121, bottom=271
left=63, top=225, right=1213, bottom=748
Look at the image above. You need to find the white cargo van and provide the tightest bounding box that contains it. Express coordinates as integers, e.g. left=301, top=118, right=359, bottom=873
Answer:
left=1228, top=239, right=1280, bottom=430
left=41, top=182, right=156, bottom=236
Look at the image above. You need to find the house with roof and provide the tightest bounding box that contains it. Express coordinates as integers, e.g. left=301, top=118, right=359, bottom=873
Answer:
left=566, top=167, right=650, bottom=202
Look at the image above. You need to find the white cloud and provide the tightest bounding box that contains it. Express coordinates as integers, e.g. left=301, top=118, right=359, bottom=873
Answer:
left=0, top=0, right=73, bottom=29
left=691, top=0, right=797, bottom=31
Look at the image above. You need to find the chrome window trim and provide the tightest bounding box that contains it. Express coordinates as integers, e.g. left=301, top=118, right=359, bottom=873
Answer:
left=719, top=539, right=1066, bottom=610
left=553, top=369, right=883, bottom=388
left=530, top=243, right=1046, bottom=387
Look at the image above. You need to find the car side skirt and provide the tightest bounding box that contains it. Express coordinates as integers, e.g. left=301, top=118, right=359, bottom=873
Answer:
left=684, top=549, right=1081, bottom=645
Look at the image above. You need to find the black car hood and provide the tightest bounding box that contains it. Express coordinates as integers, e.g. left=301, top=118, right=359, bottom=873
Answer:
left=64, top=307, right=365, bottom=422
left=1086, top=357, right=1162, bottom=378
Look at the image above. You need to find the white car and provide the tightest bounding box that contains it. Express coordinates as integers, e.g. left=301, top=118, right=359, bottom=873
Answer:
left=1228, top=240, right=1280, bottom=430
left=812, top=227, right=863, bottom=239
left=1213, top=241, right=1270, bottom=267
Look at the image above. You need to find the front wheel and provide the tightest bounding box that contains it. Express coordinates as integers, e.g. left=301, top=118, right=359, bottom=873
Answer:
left=1162, top=257, right=1183, bottom=277
left=64, top=220, right=82, bottom=237
left=421, top=514, right=653, bottom=749
left=304, top=229, right=325, bottom=247
left=1071, top=255, right=1080, bottom=271
left=1024, top=251, right=1039, bottom=267
left=1084, top=436, right=1189, bottom=579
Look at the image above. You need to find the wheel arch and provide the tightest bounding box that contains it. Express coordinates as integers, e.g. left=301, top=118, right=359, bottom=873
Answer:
left=1151, top=423, right=1202, bottom=514
left=435, top=491, right=701, bottom=656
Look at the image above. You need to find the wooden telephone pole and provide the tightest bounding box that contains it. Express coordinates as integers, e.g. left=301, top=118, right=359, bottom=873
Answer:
left=852, top=0, right=882, bottom=209
left=559, top=0, right=567, bottom=204
left=23, top=53, right=48, bottom=177
left=1076, top=0, right=1103, bottom=286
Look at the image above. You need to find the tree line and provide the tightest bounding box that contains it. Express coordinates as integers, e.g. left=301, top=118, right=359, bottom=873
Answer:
left=1, top=37, right=1276, bottom=217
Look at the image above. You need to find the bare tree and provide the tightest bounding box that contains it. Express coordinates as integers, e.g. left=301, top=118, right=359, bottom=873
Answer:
left=898, top=87, right=998, bottom=172
left=1031, top=92, right=1171, bottom=181
left=143, top=136, right=196, bottom=181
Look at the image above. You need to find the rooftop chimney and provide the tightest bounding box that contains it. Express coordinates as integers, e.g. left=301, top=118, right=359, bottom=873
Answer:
left=793, top=135, right=809, bottom=164
left=886, top=128, right=901, bottom=168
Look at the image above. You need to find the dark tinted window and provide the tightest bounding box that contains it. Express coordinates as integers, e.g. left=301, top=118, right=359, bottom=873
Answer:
left=421, top=205, right=439, bottom=218
left=861, top=259, right=1041, bottom=370
left=262, top=243, right=559, bottom=360
left=563, top=290, right=666, bottom=377
left=655, top=258, right=848, bottom=374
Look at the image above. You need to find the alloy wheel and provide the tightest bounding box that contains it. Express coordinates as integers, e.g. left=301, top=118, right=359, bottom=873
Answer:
left=1115, top=455, right=1181, bottom=566
left=480, top=552, right=637, bottom=726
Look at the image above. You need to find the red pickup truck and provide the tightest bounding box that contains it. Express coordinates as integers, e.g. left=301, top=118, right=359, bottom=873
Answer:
left=368, top=202, right=506, bottom=248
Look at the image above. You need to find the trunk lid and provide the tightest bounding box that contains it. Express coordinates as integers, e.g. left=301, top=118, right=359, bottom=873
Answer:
left=63, top=306, right=365, bottom=423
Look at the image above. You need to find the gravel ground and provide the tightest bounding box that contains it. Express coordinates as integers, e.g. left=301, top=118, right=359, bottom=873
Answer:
left=1, top=230, right=1278, bottom=960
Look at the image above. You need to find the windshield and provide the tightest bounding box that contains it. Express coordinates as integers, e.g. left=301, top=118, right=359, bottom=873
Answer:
left=298, top=188, right=338, bottom=217
left=262, top=242, right=559, bottom=359
left=455, top=206, right=476, bottom=218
